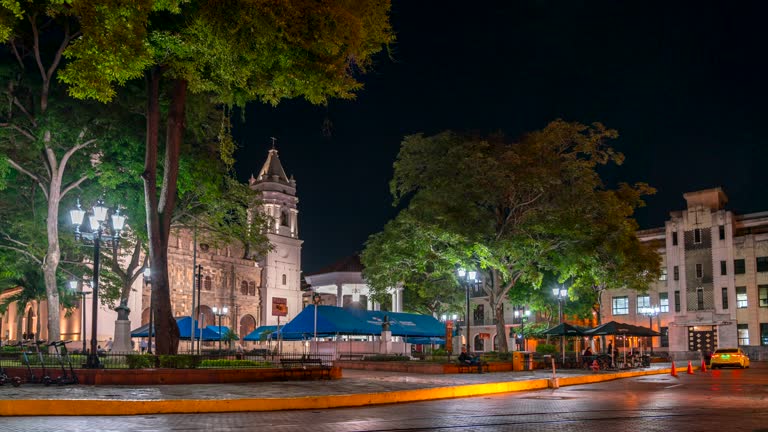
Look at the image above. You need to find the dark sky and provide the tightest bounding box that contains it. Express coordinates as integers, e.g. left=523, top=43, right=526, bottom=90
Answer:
left=233, top=1, right=768, bottom=274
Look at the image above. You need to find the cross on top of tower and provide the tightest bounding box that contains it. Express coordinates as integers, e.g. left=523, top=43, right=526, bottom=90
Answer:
left=270, top=136, right=277, bottom=149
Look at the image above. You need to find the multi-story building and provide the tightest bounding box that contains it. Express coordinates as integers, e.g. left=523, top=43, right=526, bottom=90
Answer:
left=601, top=188, right=768, bottom=358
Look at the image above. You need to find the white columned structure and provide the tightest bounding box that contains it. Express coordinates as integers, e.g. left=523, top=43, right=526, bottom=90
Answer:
left=305, top=255, right=400, bottom=312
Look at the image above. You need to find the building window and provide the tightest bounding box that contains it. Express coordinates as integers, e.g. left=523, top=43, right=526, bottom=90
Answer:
left=734, top=259, right=746, bottom=275
left=673, top=266, right=679, bottom=281
left=757, top=257, right=768, bottom=273
left=612, top=296, right=629, bottom=315
left=282, top=274, right=287, bottom=285
left=636, top=295, right=650, bottom=313
left=672, top=232, right=678, bottom=246
left=720, top=260, right=727, bottom=276
left=736, top=286, right=748, bottom=308
left=240, top=281, right=248, bottom=295
left=248, top=281, right=256, bottom=296
left=659, top=293, right=669, bottom=312
left=659, top=268, right=667, bottom=281
left=697, top=287, right=705, bottom=310
left=204, top=275, right=212, bottom=291
left=660, top=326, right=669, bottom=347
left=694, top=228, right=702, bottom=244
left=761, top=323, right=768, bottom=346
left=674, top=290, right=681, bottom=312
left=759, top=285, right=768, bottom=307
left=722, top=287, right=729, bottom=310
left=737, top=324, right=749, bottom=345
left=719, top=225, right=725, bottom=240
left=695, top=263, right=703, bottom=279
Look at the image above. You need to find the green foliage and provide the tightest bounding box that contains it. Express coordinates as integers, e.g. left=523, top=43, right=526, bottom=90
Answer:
left=199, top=359, right=271, bottom=368
left=158, top=354, right=200, bottom=369
left=364, top=120, right=659, bottom=352
left=126, top=354, right=156, bottom=369
left=363, top=354, right=409, bottom=362
left=536, top=344, right=558, bottom=355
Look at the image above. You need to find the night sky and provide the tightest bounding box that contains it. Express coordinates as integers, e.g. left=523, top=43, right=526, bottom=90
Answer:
left=233, top=1, right=768, bottom=274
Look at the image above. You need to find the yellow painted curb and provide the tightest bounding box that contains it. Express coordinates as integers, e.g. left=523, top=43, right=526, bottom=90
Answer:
left=0, top=368, right=677, bottom=416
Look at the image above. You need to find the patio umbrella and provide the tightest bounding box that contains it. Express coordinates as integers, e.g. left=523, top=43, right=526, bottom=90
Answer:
left=543, top=322, right=585, bottom=336
left=584, top=321, right=660, bottom=336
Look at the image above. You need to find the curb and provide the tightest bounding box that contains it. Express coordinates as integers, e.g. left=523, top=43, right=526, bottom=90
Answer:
left=0, top=368, right=677, bottom=416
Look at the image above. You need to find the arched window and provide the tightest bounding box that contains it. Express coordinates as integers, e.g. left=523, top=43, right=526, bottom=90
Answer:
left=204, top=275, right=212, bottom=291
left=248, top=281, right=256, bottom=296
left=282, top=274, right=287, bottom=285
left=240, top=281, right=248, bottom=295
left=240, top=315, right=257, bottom=340
left=280, top=211, right=289, bottom=227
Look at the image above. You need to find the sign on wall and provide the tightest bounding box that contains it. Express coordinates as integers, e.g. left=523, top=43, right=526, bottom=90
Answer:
left=272, top=297, right=288, bottom=317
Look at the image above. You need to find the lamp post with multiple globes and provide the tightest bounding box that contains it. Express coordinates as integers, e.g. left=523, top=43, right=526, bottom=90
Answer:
left=69, top=198, right=126, bottom=368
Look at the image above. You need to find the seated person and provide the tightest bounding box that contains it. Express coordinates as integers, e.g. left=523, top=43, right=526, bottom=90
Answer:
left=582, top=347, right=593, bottom=367
left=459, top=347, right=483, bottom=373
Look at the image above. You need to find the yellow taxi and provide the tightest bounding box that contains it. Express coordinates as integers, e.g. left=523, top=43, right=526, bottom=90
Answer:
left=710, top=348, right=750, bottom=369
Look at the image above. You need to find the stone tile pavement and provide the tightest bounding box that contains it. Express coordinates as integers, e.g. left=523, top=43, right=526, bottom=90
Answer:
left=0, top=364, right=675, bottom=416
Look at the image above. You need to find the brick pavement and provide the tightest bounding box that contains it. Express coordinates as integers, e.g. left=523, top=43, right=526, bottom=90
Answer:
left=0, top=363, right=676, bottom=416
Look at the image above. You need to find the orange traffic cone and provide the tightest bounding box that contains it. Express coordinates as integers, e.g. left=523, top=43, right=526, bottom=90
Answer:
left=687, top=360, right=694, bottom=374
left=701, top=358, right=707, bottom=373
left=670, top=361, right=678, bottom=377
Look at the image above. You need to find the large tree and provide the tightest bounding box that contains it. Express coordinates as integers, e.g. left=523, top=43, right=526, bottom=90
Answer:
left=48, top=1, right=393, bottom=354
left=375, top=120, right=658, bottom=352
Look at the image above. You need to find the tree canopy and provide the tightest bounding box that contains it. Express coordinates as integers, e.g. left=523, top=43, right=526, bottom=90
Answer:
left=0, top=0, right=393, bottom=354
left=363, top=120, right=660, bottom=352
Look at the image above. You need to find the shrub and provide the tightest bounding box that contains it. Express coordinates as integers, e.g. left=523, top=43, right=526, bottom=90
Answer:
left=363, top=354, right=408, bottom=361
left=199, top=359, right=271, bottom=368
left=126, top=354, right=156, bottom=369
left=159, top=354, right=200, bottom=369
left=536, top=344, right=558, bottom=355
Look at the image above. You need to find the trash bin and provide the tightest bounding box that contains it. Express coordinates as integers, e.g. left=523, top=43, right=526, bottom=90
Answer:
left=523, top=352, right=533, bottom=370
left=513, top=351, right=533, bottom=371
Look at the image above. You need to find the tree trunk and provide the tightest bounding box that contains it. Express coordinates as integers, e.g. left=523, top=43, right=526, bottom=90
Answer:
left=142, top=69, right=185, bottom=354
left=43, top=137, right=62, bottom=344
left=490, top=269, right=509, bottom=352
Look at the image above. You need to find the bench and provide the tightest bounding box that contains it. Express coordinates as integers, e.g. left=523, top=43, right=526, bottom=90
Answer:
left=457, top=361, right=489, bottom=374
left=279, top=358, right=331, bottom=379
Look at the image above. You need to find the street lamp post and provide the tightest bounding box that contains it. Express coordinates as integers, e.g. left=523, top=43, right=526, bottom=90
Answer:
left=68, top=279, right=91, bottom=354
left=640, top=305, right=661, bottom=354
left=70, top=198, right=125, bottom=368
left=552, top=285, right=568, bottom=365
left=144, top=267, right=153, bottom=354
left=212, top=306, right=228, bottom=352
left=457, top=268, right=478, bottom=353
left=312, top=291, right=321, bottom=356
left=514, top=307, right=531, bottom=351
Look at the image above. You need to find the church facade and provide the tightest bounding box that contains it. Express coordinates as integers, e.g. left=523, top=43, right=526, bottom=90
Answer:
left=142, top=147, right=304, bottom=341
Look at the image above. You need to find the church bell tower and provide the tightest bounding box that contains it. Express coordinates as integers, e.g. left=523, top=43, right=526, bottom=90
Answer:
left=250, top=145, right=303, bottom=326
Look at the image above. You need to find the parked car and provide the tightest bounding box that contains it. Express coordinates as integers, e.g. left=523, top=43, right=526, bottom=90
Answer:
left=710, top=348, right=750, bottom=369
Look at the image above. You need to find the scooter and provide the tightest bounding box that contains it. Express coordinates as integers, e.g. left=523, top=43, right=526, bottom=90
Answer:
left=16, top=340, right=51, bottom=385
left=0, top=364, right=22, bottom=387
left=49, top=341, right=78, bottom=385
left=33, top=340, right=53, bottom=386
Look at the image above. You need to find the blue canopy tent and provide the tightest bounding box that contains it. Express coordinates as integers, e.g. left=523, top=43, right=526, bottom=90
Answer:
left=243, top=325, right=277, bottom=342
left=404, top=336, right=445, bottom=345
left=348, top=309, right=446, bottom=338
left=269, top=305, right=445, bottom=340
left=131, top=316, right=220, bottom=340
left=206, top=325, right=239, bottom=340
left=269, top=305, right=378, bottom=340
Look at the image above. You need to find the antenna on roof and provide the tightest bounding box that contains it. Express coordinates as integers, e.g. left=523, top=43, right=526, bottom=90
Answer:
left=270, top=137, right=277, bottom=149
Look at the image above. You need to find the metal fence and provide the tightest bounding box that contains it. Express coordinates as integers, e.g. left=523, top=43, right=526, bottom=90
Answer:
left=0, top=350, right=337, bottom=370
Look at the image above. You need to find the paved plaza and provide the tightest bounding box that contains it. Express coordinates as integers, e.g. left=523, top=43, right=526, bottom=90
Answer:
left=0, top=363, right=677, bottom=416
